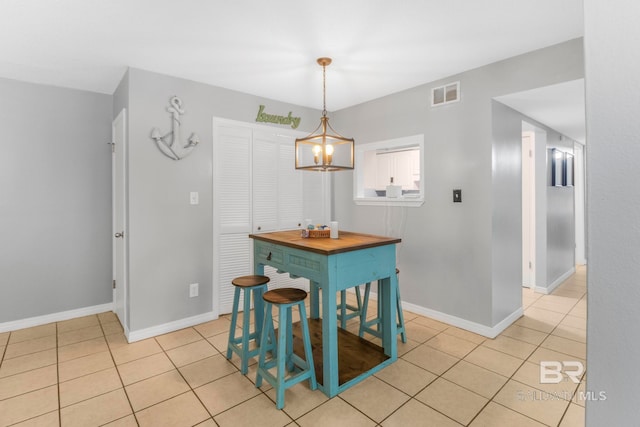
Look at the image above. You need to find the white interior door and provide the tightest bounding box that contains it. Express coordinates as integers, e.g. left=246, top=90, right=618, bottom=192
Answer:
left=214, top=123, right=252, bottom=314
left=522, top=131, right=536, bottom=287
left=112, top=109, right=128, bottom=329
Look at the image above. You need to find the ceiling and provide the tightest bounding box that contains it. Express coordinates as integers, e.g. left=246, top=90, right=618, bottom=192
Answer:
left=1, top=0, right=584, bottom=132
left=496, top=79, right=586, bottom=143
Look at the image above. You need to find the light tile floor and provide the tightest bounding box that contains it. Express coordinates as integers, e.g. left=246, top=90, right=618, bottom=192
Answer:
left=0, top=266, right=586, bottom=426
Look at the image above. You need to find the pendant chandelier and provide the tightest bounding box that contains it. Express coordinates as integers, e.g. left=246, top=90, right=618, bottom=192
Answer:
left=295, top=58, right=354, bottom=171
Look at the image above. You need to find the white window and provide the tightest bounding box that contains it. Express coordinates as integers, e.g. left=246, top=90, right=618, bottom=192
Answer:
left=354, top=134, right=424, bottom=206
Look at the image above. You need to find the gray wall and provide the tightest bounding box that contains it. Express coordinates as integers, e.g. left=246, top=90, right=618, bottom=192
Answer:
left=490, top=100, right=525, bottom=324
left=585, top=0, right=640, bottom=423
left=0, top=78, right=113, bottom=323
left=333, top=39, right=583, bottom=328
left=546, top=138, right=576, bottom=287
left=492, top=101, right=576, bottom=301
left=123, top=68, right=320, bottom=332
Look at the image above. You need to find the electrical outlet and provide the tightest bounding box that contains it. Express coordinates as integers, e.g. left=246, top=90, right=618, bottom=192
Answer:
left=189, top=283, right=199, bottom=298
left=190, top=192, right=199, bottom=205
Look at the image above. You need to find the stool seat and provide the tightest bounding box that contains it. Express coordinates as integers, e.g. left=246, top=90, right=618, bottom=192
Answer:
left=232, top=275, right=270, bottom=288
left=226, top=275, right=270, bottom=374
left=256, top=287, right=317, bottom=410
left=263, top=288, right=307, bottom=304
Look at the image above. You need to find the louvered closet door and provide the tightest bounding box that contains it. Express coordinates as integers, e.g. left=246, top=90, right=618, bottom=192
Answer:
left=215, top=124, right=252, bottom=314
left=215, top=121, right=329, bottom=313
left=278, top=142, right=304, bottom=230
left=252, top=132, right=279, bottom=233
left=252, top=131, right=307, bottom=291
left=302, top=168, right=327, bottom=226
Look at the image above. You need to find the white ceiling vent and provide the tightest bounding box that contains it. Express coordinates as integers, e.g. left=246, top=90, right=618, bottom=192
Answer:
left=431, top=81, right=460, bottom=107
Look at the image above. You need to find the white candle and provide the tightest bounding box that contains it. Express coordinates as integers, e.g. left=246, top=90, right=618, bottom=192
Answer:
left=330, top=221, right=339, bottom=239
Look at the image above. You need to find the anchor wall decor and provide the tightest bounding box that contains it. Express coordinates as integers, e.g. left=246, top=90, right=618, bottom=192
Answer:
left=150, top=96, right=200, bottom=160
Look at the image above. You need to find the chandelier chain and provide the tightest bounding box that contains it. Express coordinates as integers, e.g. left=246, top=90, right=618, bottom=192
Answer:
left=322, top=63, right=327, bottom=117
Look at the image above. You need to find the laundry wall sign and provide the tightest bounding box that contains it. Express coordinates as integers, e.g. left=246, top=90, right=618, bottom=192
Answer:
left=255, top=105, right=301, bottom=129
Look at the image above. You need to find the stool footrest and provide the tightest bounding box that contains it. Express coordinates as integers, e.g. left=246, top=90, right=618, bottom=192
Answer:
left=227, top=341, right=261, bottom=360
left=256, top=364, right=316, bottom=392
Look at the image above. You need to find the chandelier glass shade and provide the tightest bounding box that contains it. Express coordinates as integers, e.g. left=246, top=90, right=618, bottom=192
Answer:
left=295, top=58, right=354, bottom=171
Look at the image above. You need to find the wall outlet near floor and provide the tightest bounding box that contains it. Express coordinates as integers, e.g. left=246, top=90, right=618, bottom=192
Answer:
left=189, top=283, right=199, bottom=298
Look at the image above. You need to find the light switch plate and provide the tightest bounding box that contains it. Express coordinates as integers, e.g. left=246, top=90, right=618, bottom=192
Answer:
left=190, top=192, right=199, bottom=205
left=453, top=189, right=462, bottom=203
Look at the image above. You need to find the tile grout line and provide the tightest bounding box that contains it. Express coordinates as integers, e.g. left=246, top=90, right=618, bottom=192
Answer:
left=464, top=287, right=586, bottom=426
left=56, top=322, right=62, bottom=427
left=99, top=315, right=140, bottom=426
left=398, top=331, right=489, bottom=426
left=187, top=326, right=235, bottom=424
left=386, top=285, right=585, bottom=426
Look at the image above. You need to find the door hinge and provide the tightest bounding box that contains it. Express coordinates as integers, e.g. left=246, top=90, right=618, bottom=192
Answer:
left=529, top=149, right=533, bottom=158
left=108, top=142, right=115, bottom=152
left=112, top=279, right=116, bottom=289
left=529, top=261, right=532, bottom=269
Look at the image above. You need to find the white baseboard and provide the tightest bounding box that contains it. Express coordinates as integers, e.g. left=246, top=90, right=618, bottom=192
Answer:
left=361, top=289, right=522, bottom=339
left=401, top=300, right=523, bottom=339
left=0, top=302, right=114, bottom=333
left=126, top=311, right=217, bottom=343
left=535, top=266, right=576, bottom=295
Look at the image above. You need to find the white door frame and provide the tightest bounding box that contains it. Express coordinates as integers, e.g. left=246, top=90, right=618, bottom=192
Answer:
left=112, top=109, right=128, bottom=331
left=522, top=130, right=536, bottom=287
left=574, top=142, right=587, bottom=265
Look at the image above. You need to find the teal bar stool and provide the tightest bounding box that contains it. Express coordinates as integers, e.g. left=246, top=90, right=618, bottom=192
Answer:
left=359, top=268, right=407, bottom=343
left=256, top=288, right=317, bottom=410
left=226, top=275, right=270, bottom=374
left=337, top=286, right=363, bottom=329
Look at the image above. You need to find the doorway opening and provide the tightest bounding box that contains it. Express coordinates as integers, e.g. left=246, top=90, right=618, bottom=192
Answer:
left=112, top=109, right=128, bottom=331
left=521, top=122, right=547, bottom=290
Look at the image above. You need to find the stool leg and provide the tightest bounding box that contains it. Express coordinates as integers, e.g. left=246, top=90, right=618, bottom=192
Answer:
left=226, top=287, right=241, bottom=360
left=396, top=281, right=407, bottom=343
left=358, top=282, right=370, bottom=337
left=255, top=302, right=273, bottom=388
left=254, top=285, right=266, bottom=345
left=354, top=286, right=362, bottom=313
left=276, top=304, right=288, bottom=410
left=239, top=287, right=253, bottom=374
left=298, top=303, right=317, bottom=390
left=286, top=306, right=294, bottom=372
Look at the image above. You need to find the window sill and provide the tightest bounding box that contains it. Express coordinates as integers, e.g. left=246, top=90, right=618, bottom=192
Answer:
left=353, top=197, right=424, bottom=207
